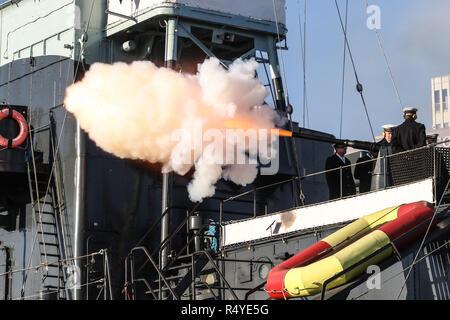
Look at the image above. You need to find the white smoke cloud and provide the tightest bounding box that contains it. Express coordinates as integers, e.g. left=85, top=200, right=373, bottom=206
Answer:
left=64, top=58, right=282, bottom=202
left=398, top=0, right=450, bottom=71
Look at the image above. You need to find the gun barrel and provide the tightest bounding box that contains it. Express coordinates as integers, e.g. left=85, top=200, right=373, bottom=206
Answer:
left=290, top=131, right=379, bottom=152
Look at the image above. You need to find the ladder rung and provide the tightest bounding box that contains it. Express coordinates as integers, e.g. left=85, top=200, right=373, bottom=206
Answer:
left=153, top=274, right=184, bottom=282
left=41, top=222, right=56, bottom=226
left=43, top=285, right=61, bottom=290
left=44, top=265, right=60, bottom=269
left=39, top=242, right=59, bottom=247
left=35, top=200, right=54, bottom=205
left=40, top=211, right=55, bottom=215
left=42, top=253, right=60, bottom=258
left=38, top=231, right=58, bottom=236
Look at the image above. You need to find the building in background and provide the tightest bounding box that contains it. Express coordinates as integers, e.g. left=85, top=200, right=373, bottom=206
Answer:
left=431, top=75, right=450, bottom=129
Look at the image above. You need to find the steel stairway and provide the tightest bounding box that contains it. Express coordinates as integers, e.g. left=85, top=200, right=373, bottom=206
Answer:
left=27, top=161, right=67, bottom=299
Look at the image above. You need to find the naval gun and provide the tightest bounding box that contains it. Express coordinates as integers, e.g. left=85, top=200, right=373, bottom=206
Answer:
left=286, top=129, right=381, bottom=153
left=279, top=128, right=392, bottom=191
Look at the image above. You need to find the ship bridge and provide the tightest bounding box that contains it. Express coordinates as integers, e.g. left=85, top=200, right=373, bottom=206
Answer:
left=0, top=0, right=449, bottom=302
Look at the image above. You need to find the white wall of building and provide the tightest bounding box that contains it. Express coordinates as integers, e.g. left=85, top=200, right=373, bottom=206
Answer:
left=431, top=75, right=450, bottom=129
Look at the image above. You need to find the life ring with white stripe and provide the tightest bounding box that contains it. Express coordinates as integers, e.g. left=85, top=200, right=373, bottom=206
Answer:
left=0, top=107, right=28, bottom=148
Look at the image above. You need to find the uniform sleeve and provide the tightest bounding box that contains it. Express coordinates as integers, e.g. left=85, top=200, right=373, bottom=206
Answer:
left=418, top=124, right=426, bottom=147
left=391, top=126, right=401, bottom=153
left=354, top=158, right=363, bottom=179
left=325, top=157, right=337, bottom=186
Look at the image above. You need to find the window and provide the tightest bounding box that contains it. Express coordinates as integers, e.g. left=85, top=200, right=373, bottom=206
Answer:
left=435, top=90, right=441, bottom=112
left=445, top=123, right=449, bottom=128
left=443, top=89, right=448, bottom=110
left=436, top=123, right=441, bottom=129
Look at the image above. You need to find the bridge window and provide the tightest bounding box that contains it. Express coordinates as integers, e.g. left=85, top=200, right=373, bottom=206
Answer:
left=443, top=89, right=448, bottom=110
left=435, top=90, right=441, bottom=112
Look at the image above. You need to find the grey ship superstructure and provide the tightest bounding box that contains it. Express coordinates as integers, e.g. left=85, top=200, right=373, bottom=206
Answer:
left=0, top=0, right=448, bottom=300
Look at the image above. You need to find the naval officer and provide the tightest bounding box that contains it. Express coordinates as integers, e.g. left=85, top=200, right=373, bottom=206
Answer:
left=354, top=151, right=375, bottom=193
left=325, top=143, right=356, bottom=200
left=377, top=124, right=396, bottom=147
left=391, top=107, right=426, bottom=153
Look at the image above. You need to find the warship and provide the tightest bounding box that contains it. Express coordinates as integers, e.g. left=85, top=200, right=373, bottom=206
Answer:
left=0, top=0, right=449, bottom=302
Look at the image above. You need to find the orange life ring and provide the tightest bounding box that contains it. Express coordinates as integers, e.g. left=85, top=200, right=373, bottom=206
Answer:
left=0, top=107, right=28, bottom=148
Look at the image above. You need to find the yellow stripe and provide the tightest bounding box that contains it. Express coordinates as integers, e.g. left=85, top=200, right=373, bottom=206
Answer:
left=323, top=205, right=399, bottom=249
left=284, top=230, right=392, bottom=297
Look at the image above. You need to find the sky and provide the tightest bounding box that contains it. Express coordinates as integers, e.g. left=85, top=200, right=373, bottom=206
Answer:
left=1, top=0, right=448, bottom=141
left=282, top=0, right=450, bottom=141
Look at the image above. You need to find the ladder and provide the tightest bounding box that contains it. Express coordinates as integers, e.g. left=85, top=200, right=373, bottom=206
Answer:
left=27, top=161, right=67, bottom=299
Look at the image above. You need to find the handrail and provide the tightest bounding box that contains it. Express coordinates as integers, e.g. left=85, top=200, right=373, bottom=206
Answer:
left=160, top=224, right=210, bottom=272
left=219, top=143, right=448, bottom=231
left=131, top=203, right=200, bottom=279
left=192, top=250, right=239, bottom=300
left=159, top=202, right=201, bottom=256
left=245, top=281, right=266, bottom=300
left=133, top=206, right=171, bottom=249
left=133, top=278, right=158, bottom=300
left=319, top=214, right=438, bottom=300
left=129, top=246, right=179, bottom=300
left=319, top=242, right=394, bottom=300
left=224, top=142, right=449, bottom=205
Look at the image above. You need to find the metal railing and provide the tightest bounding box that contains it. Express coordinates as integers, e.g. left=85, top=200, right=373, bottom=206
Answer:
left=218, top=142, right=450, bottom=229
left=319, top=214, right=440, bottom=300
left=123, top=142, right=450, bottom=301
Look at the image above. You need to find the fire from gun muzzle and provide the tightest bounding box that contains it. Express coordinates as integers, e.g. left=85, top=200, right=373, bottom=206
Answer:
left=222, top=119, right=379, bottom=152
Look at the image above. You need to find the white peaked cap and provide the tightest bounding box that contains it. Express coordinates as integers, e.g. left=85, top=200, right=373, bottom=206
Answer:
left=402, top=107, right=418, bottom=113
left=382, top=124, right=396, bottom=131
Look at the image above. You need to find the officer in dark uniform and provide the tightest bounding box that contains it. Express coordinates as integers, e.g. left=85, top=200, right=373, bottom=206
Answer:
left=426, top=133, right=439, bottom=145
left=325, top=143, right=356, bottom=200
left=354, top=151, right=375, bottom=193
left=372, top=124, right=396, bottom=190
left=377, top=124, right=395, bottom=147
left=391, top=107, right=426, bottom=153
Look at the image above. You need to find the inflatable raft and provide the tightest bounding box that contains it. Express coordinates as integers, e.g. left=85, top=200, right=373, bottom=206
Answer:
left=266, top=201, right=435, bottom=299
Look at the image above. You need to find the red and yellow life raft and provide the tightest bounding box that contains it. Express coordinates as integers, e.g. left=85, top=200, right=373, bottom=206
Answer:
left=266, top=201, right=435, bottom=299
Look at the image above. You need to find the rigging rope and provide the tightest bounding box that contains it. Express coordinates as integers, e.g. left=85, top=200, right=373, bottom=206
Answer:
left=352, top=238, right=450, bottom=300
left=396, top=177, right=450, bottom=299
left=339, top=0, right=348, bottom=139
left=364, top=0, right=404, bottom=110
left=0, top=250, right=104, bottom=278
left=20, top=0, right=97, bottom=296
left=334, top=0, right=376, bottom=142
left=272, top=0, right=305, bottom=205
left=258, top=50, right=276, bottom=106
left=271, top=0, right=290, bottom=107
left=297, top=0, right=309, bottom=128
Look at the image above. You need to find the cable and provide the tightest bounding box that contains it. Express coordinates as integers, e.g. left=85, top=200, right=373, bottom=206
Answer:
left=16, top=279, right=104, bottom=301
left=271, top=0, right=290, bottom=107
left=396, top=177, right=450, bottom=299
left=334, top=0, right=376, bottom=141
left=18, top=0, right=97, bottom=295
left=364, top=0, right=403, bottom=110
left=0, top=250, right=104, bottom=278
left=272, top=0, right=305, bottom=206
left=297, top=0, right=309, bottom=128
left=339, top=0, right=348, bottom=139
left=352, top=238, right=450, bottom=300
left=2, top=1, right=75, bottom=60
left=258, top=50, right=276, bottom=106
